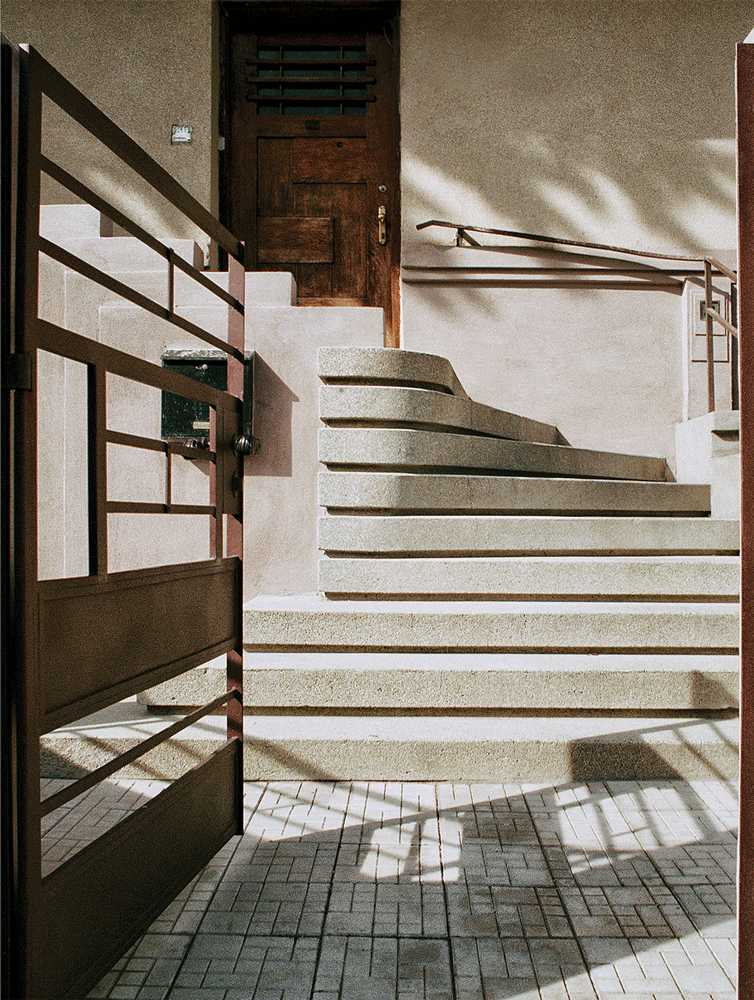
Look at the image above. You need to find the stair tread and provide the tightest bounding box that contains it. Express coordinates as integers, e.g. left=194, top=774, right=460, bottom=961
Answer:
left=245, top=593, right=740, bottom=613
left=320, top=427, right=669, bottom=481
left=139, top=650, right=739, bottom=712
left=320, top=384, right=561, bottom=445
left=45, top=705, right=740, bottom=744
left=318, top=555, right=739, bottom=599
left=318, top=345, right=470, bottom=398
left=239, top=650, right=742, bottom=671
left=42, top=704, right=739, bottom=780
left=318, top=515, right=738, bottom=553
left=319, top=472, right=710, bottom=514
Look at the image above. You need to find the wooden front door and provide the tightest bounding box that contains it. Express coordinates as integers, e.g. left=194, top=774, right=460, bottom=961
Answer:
left=224, top=3, right=400, bottom=344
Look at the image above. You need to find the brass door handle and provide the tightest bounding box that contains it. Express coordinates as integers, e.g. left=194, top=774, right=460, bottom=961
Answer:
left=378, top=205, right=387, bottom=245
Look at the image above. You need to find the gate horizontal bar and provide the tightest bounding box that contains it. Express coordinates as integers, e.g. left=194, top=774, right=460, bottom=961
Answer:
left=38, top=237, right=245, bottom=361
left=106, top=501, right=217, bottom=515
left=35, top=318, right=232, bottom=406
left=31, top=48, right=244, bottom=261
left=40, top=690, right=240, bottom=817
left=35, top=739, right=240, bottom=1000
left=40, top=155, right=244, bottom=314
left=106, top=429, right=217, bottom=461
left=39, top=558, right=240, bottom=732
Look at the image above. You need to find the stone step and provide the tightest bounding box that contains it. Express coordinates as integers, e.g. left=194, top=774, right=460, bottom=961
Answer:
left=319, top=472, right=711, bottom=515
left=65, top=267, right=231, bottom=311
left=138, top=651, right=739, bottom=712
left=44, top=235, right=202, bottom=272
left=319, top=384, right=562, bottom=445
left=319, top=345, right=470, bottom=396
left=40, top=203, right=101, bottom=239
left=41, top=702, right=740, bottom=781
left=317, top=555, right=739, bottom=601
left=319, top=428, right=670, bottom=481
left=243, top=595, right=738, bottom=652
left=318, top=515, right=739, bottom=555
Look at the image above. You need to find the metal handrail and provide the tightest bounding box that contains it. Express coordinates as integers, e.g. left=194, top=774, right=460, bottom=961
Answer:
left=418, top=219, right=739, bottom=412
left=417, top=218, right=712, bottom=262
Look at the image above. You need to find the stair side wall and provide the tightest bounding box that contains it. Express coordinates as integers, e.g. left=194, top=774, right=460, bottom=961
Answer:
left=402, top=283, right=684, bottom=469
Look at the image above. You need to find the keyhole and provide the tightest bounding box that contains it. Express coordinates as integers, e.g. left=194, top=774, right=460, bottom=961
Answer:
left=336, top=141, right=343, bottom=147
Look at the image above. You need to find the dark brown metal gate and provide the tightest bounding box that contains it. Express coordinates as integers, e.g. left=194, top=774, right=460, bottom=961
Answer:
left=2, top=40, right=247, bottom=999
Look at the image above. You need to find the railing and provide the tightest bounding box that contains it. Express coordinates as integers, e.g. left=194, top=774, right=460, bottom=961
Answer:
left=417, top=219, right=739, bottom=412
left=3, top=40, right=247, bottom=999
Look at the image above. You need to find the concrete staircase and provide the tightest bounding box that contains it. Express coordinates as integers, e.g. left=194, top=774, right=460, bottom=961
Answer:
left=38, top=212, right=739, bottom=781
left=225, top=347, right=739, bottom=780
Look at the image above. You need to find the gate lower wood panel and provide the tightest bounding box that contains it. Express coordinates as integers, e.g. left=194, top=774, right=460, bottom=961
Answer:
left=39, top=559, right=240, bottom=733
left=35, top=740, right=239, bottom=1000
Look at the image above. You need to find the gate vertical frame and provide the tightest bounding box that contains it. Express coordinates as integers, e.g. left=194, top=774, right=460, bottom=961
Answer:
left=9, top=40, right=44, bottom=999
left=738, top=40, right=754, bottom=1000
left=1, top=33, right=21, bottom=1000
left=4, top=41, right=248, bottom=998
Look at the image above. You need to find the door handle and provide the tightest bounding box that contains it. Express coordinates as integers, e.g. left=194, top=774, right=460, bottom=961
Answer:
left=378, top=205, right=387, bottom=245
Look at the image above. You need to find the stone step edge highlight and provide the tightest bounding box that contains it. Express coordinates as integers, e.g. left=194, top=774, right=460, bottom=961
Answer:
left=318, top=473, right=711, bottom=515
left=318, top=515, right=740, bottom=555
left=319, top=427, right=671, bottom=482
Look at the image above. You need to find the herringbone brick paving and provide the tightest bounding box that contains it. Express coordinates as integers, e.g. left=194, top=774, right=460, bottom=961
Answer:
left=39, top=778, right=737, bottom=999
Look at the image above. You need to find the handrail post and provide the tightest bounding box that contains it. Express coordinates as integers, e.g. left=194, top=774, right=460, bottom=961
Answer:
left=705, top=259, right=716, bottom=411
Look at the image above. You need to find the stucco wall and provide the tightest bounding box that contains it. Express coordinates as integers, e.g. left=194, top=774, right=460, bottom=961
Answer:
left=401, top=0, right=746, bottom=255
left=3, top=0, right=216, bottom=238
left=400, top=0, right=749, bottom=463
left=9, top=0, right=748, bottom=469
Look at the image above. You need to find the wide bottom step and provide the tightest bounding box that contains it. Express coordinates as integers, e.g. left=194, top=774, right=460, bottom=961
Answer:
left=42, top=703, right=739, bottom=782
left=139, top=652, right=739, bottom=711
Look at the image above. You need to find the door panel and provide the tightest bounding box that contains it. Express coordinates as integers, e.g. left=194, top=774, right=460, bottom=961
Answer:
left=292, top=137, right=367, bottom=181
left=258, top=217, right=334, bottom=263
left=225, top=4, right=399, bottom=341
left=295, top=181, right=367, bottom=301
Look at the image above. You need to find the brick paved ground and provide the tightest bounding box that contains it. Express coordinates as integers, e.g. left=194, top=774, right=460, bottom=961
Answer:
left=40, top=778, right=737, bottom=999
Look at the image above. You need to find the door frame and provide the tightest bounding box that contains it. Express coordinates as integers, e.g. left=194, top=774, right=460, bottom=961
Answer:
left=218, top=0, right=401, bottom=346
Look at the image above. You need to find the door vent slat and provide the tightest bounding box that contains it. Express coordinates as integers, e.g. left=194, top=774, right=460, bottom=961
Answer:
left=247, top=44, right=372, bottom=116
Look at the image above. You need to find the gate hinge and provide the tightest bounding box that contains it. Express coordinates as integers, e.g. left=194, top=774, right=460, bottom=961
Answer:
left=2, top=353, right=32, bottom=390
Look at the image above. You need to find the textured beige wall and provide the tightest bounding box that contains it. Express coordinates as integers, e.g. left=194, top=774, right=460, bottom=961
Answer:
left=400, top=0, right=751, bottom=463
left=401, top=0, right=748, bottom=255
left=3, top=0, right=216, bottom=237
left=10, top=0, right=747, bottom=469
